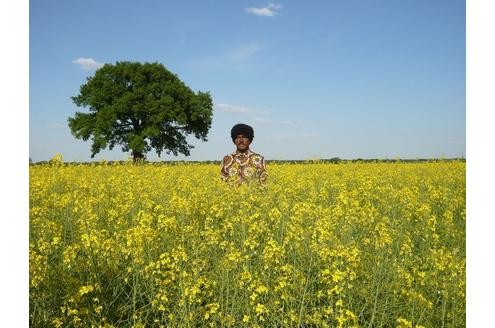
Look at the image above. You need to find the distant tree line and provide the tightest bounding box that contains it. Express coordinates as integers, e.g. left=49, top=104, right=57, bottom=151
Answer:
left=29, top=157, right=466, bottom=166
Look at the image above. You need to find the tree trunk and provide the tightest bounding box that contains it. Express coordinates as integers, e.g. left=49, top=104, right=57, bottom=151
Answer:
left=132, top=151, right=145, bottom=163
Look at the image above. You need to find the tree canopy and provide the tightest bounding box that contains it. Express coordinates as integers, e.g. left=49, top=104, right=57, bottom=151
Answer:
left=68, top=61, right=213, bottom=161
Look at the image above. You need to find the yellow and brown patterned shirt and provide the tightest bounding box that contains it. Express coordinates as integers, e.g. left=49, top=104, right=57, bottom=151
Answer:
left=220, top=150, right=267, bottom=184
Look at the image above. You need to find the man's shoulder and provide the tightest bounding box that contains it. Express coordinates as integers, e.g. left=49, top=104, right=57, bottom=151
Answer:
left=248, top=152, right=266, bottom=167
left=249, top=151, right=264, bottom=159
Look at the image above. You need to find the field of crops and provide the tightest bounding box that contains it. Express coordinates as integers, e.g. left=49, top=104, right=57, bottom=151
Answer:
left=29, top=161, right=465, bottom=327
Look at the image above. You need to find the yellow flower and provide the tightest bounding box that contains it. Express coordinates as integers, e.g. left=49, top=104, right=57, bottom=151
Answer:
left=29, top=161, right=465, bottom=327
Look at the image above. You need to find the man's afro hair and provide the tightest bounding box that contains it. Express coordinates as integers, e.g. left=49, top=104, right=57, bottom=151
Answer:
left=231, top=123, right=254, bottom=142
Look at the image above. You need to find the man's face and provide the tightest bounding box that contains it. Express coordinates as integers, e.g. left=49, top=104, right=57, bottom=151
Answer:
left=234, top=134, right=251, bottom=152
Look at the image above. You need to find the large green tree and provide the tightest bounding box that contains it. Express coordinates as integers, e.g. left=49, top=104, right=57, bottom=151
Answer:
left=69, top=61, right=213, bottom=161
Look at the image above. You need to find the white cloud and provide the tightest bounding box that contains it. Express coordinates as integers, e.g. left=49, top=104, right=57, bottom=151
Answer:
left=245, top=7, right=275, bottom=17
left=215, top=103, right=270, bottom=116
left=215, top=103, right=253, bottom=114
left=189, top=43, right=262, bottom=72
left=72, top=58, right=104, bottom=70
left=252, top=118, right=272, bottom=124
left=281, top=120, right=294, bottom=125
left=302, top=133, right=319, bottom=138
left=229, top=43, right=262, bottom=61
left=245, top=3, right=283, bottom=17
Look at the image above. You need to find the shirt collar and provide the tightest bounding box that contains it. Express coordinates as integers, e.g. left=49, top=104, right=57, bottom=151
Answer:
left=234, top=149, right=252, bottom=156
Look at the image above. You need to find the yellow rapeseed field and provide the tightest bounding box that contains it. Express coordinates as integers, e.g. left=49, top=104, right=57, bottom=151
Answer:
left=29, top=161, right=465, bottom=327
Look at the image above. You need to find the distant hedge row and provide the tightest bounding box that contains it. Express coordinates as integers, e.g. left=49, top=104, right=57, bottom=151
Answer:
left=29, top=158, right=466, bottom=166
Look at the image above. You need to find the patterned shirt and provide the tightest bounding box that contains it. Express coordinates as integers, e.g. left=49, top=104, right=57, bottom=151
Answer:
left=220, top=150, right=267, bottom=184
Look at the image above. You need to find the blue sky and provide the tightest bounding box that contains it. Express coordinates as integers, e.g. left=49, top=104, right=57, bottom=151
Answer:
left=29, top=0, right=466, bottom=162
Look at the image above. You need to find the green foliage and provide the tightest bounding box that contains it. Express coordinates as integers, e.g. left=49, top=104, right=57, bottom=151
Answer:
left=68, top=61, right=213, bottom=161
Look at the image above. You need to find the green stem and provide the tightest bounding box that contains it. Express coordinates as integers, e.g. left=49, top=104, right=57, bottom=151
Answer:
left=441, top=294, right=447, bottom=328
left=297, top=255, right=313, bottom=327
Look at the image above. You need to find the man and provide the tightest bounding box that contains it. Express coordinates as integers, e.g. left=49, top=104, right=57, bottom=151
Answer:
left=221, top=123, right=267, bottom=184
